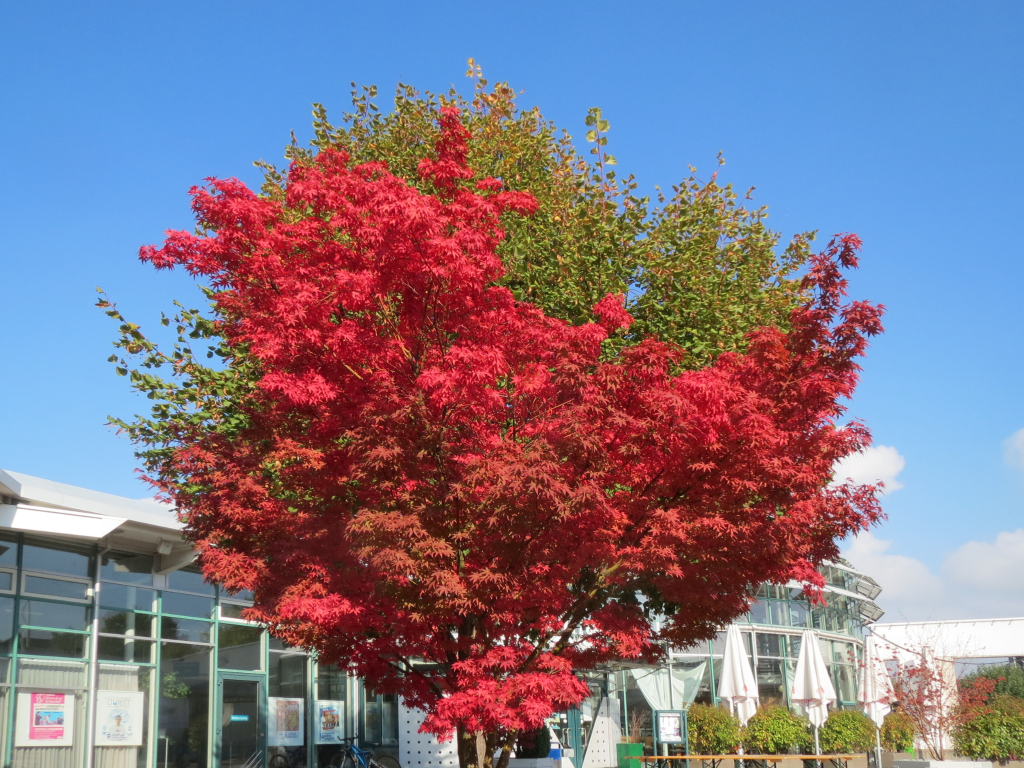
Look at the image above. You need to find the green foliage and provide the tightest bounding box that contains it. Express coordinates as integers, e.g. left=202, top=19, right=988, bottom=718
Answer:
left=819, top=710, right=876, bottom=754
left=961, top=664, right=1024, bottom=701
left=953, top=697, right=1024, bottom=762
left=102, top=65, right=820, bottom=534
left=880, top=711, right=914, bottom=754
left=265, top=60, right=811, bottom=364
left=687, top=704, right=742, bottom=754
left=516, top=726, right=551, bottom=759
left=742, top=705, right=812, bottom=755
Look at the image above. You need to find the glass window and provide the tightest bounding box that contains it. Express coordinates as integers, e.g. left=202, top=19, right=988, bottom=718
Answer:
left=790, top=601, right=810, bottom=628
left=756, top=633, right=783, bottom=658
left=102, top=583, right=157, bottom=613
left=0, top=534, right=18, bottom=567
left=222, top=588, right=254, bottom=603
left=835, top=664, right=857, bottom=702
left=787, top=634, right=802, bottom=658
left=100, top=610, right=155, bottom=637
left=270, top=649, right=306, bottom=697
left=102, top=552, right=154, bottom=585
left=19, top=600, right=91, bottom=631
left=748, top=600, right=768, bottom=625
left=0, top=572, right=13, bottom=591
left=219, top=603, right=248, bottom=622
left=23, top=540, right=94, bottom=578
left=218, top=624, right=263, bottom=671
left=162, top=591, right=214, bottom=619
left=362, top=689, right=399, bottom=746
left=710, top=631, right=729, bottom=656
left=161, top=617, right=212, bottom=643
left=0, top=596, right=14, bottom=654
left=18, top=628, right=88, bottom=658
left=166, top=567, right=214, bottom=596
left=98, top=636, right=155, bottom=663
left=679, top=637, right=710, bottom=655
left=24, top=574, right=89, bottom=601
left=756, top=658, right=785, bottom=706
left=159, top=643, right=210, bottom=768
left=770, top=600, right=790, bottom=627
left=317, top=665, right=347, bottom=700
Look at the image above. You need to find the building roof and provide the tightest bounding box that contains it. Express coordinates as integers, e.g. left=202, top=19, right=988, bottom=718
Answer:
left=0, top=468, right=183, bottom=540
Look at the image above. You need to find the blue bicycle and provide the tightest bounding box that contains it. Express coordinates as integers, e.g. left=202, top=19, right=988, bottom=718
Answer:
left=333, top=736, right=402, bottom=768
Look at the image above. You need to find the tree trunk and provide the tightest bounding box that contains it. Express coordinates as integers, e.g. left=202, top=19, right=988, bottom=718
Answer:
left=455, top=727, right=516, bottom=768
left=456, top=727, right=490, bottom=768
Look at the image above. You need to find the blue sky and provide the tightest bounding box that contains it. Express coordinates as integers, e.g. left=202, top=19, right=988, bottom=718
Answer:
left=2, top=1, right=1022, bottom=621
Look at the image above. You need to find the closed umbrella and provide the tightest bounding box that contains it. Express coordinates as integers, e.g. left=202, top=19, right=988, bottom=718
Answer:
left=858, top=635, right=894, bottom=768
left=717, top=625, right=759, bottom=726
left=790, top=629, right=837, bottom=760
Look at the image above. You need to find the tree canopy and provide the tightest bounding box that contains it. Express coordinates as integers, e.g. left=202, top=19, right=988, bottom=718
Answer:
left=102, top=69, right=883, bottom=768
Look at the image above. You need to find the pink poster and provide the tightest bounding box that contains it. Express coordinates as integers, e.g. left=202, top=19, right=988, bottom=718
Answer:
left=29, top=694, right=67, bottom=740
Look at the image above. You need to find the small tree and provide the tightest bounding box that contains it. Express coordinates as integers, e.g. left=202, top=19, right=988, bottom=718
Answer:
left=889, top=651, right=994, bottom=760
left=819, top=710, right=875, bottom=754
left=743, top=706, right=812, bottom=754
left=687, top=704, right=741, bottom=755
left=105, top=73, right=883, bottom=768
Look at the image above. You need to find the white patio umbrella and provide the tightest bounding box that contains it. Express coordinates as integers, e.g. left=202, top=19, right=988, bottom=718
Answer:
left=717, top=625, right=759, bottom=726
left=858, top=635, right=894, bottom=768
left=790, top=629, right=837, bottom=759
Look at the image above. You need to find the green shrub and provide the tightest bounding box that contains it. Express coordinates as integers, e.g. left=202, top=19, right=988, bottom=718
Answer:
left=516, top=726, right=551, bottom=759
left=820, top=710, right=875, bottom=754
left=952, top=704, right=1024, bottom=762
left=742, top=705, right=812, bottom=754
left=960, top=665, right=1024, bottom=700
left=687, top=704, right=741, bottom=754
left=880, top=711, right=914, bottom=754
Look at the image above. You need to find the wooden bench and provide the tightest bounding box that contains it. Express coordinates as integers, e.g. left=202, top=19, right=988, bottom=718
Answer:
left=637, top=754, right=859, bottom=768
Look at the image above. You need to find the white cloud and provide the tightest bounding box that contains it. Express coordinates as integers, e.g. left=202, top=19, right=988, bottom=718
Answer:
left=843, top=529, right=1024, bottom=622
left=833, top=445, right=906, bottom=492
left=1003, top=428, right=1024, bottom=471
left=943, top=529, right=1024, bottom=591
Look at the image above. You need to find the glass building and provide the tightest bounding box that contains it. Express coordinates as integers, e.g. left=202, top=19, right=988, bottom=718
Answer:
left=0, top=469, right=884, bottom=768
left=0, top=470, right=401, bottom=768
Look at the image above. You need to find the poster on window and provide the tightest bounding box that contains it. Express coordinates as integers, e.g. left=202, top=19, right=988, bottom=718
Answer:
left=268, top=697, right=304, bottom=746
left=95, top=691, right=145, bottom=747
left=315, top=700, right=346, bottom=744
left=16, top=692, right=75, bottom=747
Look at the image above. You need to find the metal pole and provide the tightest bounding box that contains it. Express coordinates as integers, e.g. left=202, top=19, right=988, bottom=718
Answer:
left=875, top=727, right=883, bottom=768
left=814, top=726, right=821, bottom=768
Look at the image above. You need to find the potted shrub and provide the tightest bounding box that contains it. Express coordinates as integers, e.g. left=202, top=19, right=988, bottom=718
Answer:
left=687, top=704, right=741, bottom=755
left=820, top=710, right=876, bottom=754
left=881, top=711, right=915, bottom=756
left=742, top=705, right=812, bottom=754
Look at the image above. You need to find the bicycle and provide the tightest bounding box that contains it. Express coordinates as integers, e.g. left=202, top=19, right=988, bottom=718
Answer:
left=332, top=736, right=402, bottom=768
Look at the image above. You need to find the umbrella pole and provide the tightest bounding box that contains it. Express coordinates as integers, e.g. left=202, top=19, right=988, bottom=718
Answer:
left=875, top=727, right=883, bottom=768
left=814, top=726, right=821, bottom=768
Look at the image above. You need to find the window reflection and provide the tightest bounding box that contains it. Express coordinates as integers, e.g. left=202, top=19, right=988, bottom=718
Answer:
left=159, top=643, right=211, bottom=768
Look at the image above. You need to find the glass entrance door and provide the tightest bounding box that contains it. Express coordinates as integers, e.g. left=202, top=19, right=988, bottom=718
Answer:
left=218, top=675, right=265, bottom=768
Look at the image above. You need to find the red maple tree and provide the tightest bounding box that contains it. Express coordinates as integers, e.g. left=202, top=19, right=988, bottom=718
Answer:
left=127, top=108, right=883, bottom=768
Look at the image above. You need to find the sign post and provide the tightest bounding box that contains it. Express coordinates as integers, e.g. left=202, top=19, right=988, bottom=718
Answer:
left=652, top=710, right=688, bottom=768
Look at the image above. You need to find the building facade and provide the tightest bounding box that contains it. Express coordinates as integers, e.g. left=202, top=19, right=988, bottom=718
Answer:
left=0, top=469, right=884, bottom=768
